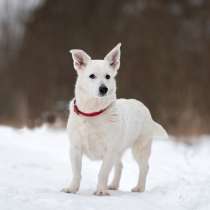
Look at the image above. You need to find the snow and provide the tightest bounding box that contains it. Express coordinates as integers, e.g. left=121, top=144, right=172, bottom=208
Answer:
left=0, top=126, right=210, bottom=210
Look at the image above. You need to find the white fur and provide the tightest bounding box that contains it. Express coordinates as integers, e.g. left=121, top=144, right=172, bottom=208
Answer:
left=63, top=43, right=168, bottom=196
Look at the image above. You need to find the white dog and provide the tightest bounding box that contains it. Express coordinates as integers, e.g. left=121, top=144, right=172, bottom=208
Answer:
left=63, top=43, right=168, bottom=196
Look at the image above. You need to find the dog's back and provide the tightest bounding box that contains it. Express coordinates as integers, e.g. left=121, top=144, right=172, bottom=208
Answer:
left=116, top=98, right=167, bottom=140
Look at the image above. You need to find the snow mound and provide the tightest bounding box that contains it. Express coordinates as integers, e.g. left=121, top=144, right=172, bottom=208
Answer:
left=0, top=126, right=210, bottom=210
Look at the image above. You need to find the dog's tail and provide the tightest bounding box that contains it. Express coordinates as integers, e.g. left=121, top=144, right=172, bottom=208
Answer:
left=152, top=122, right=168, bottom=139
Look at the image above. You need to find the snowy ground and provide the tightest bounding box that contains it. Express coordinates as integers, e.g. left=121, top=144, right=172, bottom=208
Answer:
left=0, top=126, right=210, bottom=210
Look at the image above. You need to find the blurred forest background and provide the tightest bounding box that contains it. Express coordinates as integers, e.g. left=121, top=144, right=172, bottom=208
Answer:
left=0, top=0, right=210, bottom=135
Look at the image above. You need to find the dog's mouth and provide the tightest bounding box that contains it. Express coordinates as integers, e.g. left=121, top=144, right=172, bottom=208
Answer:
left=98, top=93, right=108, bottom=98
left=99, top=92, right=108, bottom=97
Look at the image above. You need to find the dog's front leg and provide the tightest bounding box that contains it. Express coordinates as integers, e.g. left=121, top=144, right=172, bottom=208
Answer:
left=95, top=152, right=116, bottom=196
left=63, top=146, right=82, bottom=193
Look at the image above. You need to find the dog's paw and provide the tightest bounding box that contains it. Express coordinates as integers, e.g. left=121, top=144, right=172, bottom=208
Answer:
left=94, top=189, right=110, bottom=196
left=108, top=184, right=119, bottom=190
left=61, top=186, right=79, bottom=194
left=131, top=186, right=145, bottom=192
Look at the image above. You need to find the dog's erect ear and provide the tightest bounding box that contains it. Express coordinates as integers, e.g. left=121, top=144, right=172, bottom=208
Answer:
left=104, top=43, right=121, bottom=71
left=70, top=49, right=91, bottom=71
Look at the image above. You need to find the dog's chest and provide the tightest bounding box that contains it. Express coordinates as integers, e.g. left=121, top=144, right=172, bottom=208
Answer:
left=72, top=113, right=119, bottom=160
left=82, top=121, right=107, bottom=160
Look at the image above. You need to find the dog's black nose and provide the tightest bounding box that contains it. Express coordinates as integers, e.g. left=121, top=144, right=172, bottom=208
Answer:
left=99, top=85, right=108, bottom=96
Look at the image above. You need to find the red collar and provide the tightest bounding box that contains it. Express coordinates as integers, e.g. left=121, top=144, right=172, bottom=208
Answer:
left=73, top=99, right=109, bottom=117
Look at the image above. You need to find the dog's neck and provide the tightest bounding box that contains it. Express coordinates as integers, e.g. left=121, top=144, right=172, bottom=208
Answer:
left=75, top=85, right=116, bottom=113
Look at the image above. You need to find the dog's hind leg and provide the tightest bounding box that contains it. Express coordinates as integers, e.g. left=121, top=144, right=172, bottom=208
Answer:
left=108, top=160, right=123, bottom=190
left=131, top=138, right=152, bottom=192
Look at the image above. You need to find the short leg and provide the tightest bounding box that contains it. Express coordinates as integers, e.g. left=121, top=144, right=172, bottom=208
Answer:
left=62, top=146, right=82, bottom=193
left=131, top=139, right=152, bottom=192
left=108, top=161, right=123, bottom=190
left=95, top=152, right=117, bottom=196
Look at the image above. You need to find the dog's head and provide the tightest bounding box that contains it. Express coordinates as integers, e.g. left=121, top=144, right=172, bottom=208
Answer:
left=70, top=43, right=121, bottom=99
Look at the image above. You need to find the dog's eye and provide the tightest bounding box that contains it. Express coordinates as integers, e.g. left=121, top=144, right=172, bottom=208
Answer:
left=89, top=74, right=96, bottom=79
left=105, top=74, right=111, bottom=80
